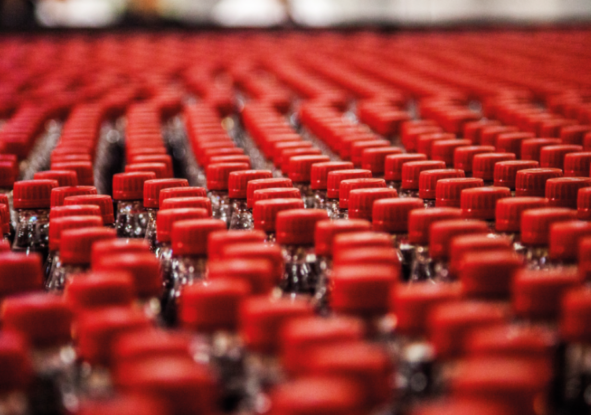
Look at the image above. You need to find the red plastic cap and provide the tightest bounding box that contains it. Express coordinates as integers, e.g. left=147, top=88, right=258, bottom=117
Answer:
left=156, top=208, right=209, bottom=244
left=51, top=161, right=94, bottom=185
left=495, top=197, right=548, bottom=232
left=34, top=170, right=78, bottom=187
left=50, top=205, right=101, bottom=220
left=515, top=168, right=563, bottom=197
left=372, top=198, right=424, bottom=234
left=546, top=177, right=591, bottom=208
left=64, top=194, right=114, bottom=224
left=338, top=178, right=386, bottom=209
left=0, top=161, right=16, bottom=188
left=252, top=188, right=301, bottom=205
left=540, top=145, right=583, bottom=169
left=240, top=296, right=314, bottom=354
left=348, top=188, right=398, bottom=221
left=0, top=204, right=8, bottom=235
left=206, top=162, right=250, bottom=191
left=310, top=162, right=354, bottom=190
left=64, top=271, right=135, bottom=311
left=253, top=198, right=305, bottom=233
left=91, top=239, right=151, bottom=267
left=14, top=180, right=60, bottom=209
left=280, top=316, right=365, bottom=375
left=1, top=293, right=73, bottom=348
left=171, top=218, right=226, bottom=256
left=78, top=393, right=165, bottom=415
left=578, top=187, right=591, bottom=220
left=549, top=221, right=591, bottom=261
left=521, top=207, right=578, bottom=246
left=449, top=235, right=513, bottom=279
left=49, top=215, right=103, bottom=251
left=419, top=169, right=465, bottom=199
left=429, top=301, right=508, bottom=359
left=461, top=186, right=511, bottom=220
left=0, top=331, right=33, bottom=392
left=481, top=125, right=518, bottom=147
left=208, top=259, right=276, bottom=294
left=563, top=152, right=591, bottom=177
left=76, top=306, right=151, bottom=366
left=209, top=154, right=252, bottom=166
left=561, top=286, right=591, bottom=344
left=459, top=251, right=523, bottom=299
left=332, top=232, right=393, bottom=258
left=513, top=268, right=580, bottom=320
left=158, top=186, right=207, bottom=208
left=129, top=155, right=173, bottom=177
left=50, top=185, right=98, bottom=208
left=402, top=124, right=441, bottom=152
left=160, top=197, right=211, bottom=216
left=391, top=282, right=461, bottom=337
left=143, top=179, right=189, bottom=208
left=350, top=139, right=390, bottom=167
left=454, top=146, right=495, bottom=172
left=464, top=120, right=501, bottom=144
left=436, top=178, right=484, bottom=208
left=432, top=139, right=472, bottom=167
left=112, top=172, right=156, bottom=201
left=408, top=208, right=462, bottom=245
left=246, top=178, right=293, bottom=208
left=207, top=230, right=267, bottom=260
left=280, top=148, right=322, bottom=173
left=125, top=163, right=169, bottom=179
left=429, top=219, right=489, bottom=261
left=220, top=243, right=284, bottom=286
left=521, top=138, right=562, bottom=162
left=326, top=169, right=373, bottom=199
left=94, top=253, right=162, bottom=299
left=314, top=220, right=372, bottom=257
left=60, top=227, right=116, bottom=265
left=561, top=125, right=591, bottom=145
left=289, top=155, right=331, bottom=183
left=333, top=247, right=399, bottom=270
left=228, top=170, right=273, bottom=199
left=412, top=399, right=509, bottom=415
left=384, top=153, right=428, bottom=182
left=179, top=278, right=250, bottom=333
left=494, top=160, right=539, bottom=189
left=276, top=209, right=329, bottom=245
left=361, top=147, right=403, bottom=175
left=417, top=133, right=456, bottom=158
left=472, top=153, right=516, bottom=181
left=401, top=161, right=446, bottom=190
left=496, top=132, right=535, bottom=157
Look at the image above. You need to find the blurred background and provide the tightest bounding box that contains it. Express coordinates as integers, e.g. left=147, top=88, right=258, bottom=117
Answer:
left=1, top=0, right=591, bottom=29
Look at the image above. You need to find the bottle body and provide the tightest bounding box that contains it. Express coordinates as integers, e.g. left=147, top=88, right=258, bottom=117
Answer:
left=314, top=255, right=332, bottom=314
left=399, top=189, right=419, bottom=198
left=409, top=245, right=434, bottom=283
left=209, top=190, right=231, bottom=226
left=393, top=234, right=415, bottom=283
left=562, top=341, right=591, bottom=414
left=293, top=183, right=315, bottom=208
left=280, top=244, right=319, bottom=297
left=524, top=246, right=551, bottom=270
left=243, top=352, right=284, bottom=414
left=229, top=199, right=253, bottom=230
left=163, top=255, right=207, bottom=325
left=115, top=200, right=149, bottom=239
left=13, top=208, right=51, bottom=260
left=325, top=198, right=341, bottom=219
left=46, top=263, right=88, bottom=292
left=144, top=208, right=158, bottom=251
left=313, top=189, right=328, bottom=210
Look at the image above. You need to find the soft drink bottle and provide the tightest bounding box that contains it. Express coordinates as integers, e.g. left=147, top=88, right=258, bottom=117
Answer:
left=112, top=172, right=156, bottom=239
left=361, top=147, right=403, bottom=179
left=228, top=170, right=273, bottom=230
left=246, top=178, right=293, bottom=211
left=447, top=234, right=514, bottom=281
left=208, top=258, right=276, bottom=296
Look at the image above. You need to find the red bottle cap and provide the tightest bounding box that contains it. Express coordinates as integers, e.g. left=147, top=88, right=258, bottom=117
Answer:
left=472, top=153, right=516, bottom=181
left=0, top=204, right=8, bottom=235
left=419, top=169, right=465, bottom=199
left=417, top=133, right=456, bottom=158
left=64, top=194, right=114, bottom=224
left=495, top=197, right=548, bottom=232
left=129, top=154, right=173, bottom=177
left=0, top=331, right=33, bottom=392
left=307, top=342, right=392, bottom=406
left=91, top=239, right=151, bottom=267
left=350, top=139, right=389, bottom=167
left=348, top=188, right=398, bottom=221
left=493, top=160, right=539, bottom=190
left=280, top=316, right=365, bottom=375
left=160, top=197, right=211, bottom=215
left=391, top=282, right=461, bottom=337
left=270, top=376, right=364, bottom=415
left=461, top=186, right=511, bottom=220
left=202, top=148, right=245, bottom=167
left=50, top=161, right=94, bottom=185
left=246, top=178, right=293, bottom=208
left=14, top=180, right=60, bottom=209
left=459, top=251, right=523, bottom=299
left=207, top=230, right=267, bottom=260
left=549, top=220, right=591, bottom=261
left=332, top=231, right=393, bottom=257
left=361, top=147, right=403, bottom=175
left=402, top=124, right=441, bottom=152
left=412, top=399, right=509, bottom=415
left=333, top=246, right=399, bottom=269
left=515, top=168, right=563, bottom=197
left=60, top=227, right=116, bottom=265
left=372, top=198, right=424, bottom=234
left=240, top=296, right=313, bottom=354
left=384, top=153, right=428, bottom=182
left=252, top=187, right=301, bottom=204
left=271, top=140, right=313, bottom=160
left=401, top=161, right=446, bottom=190
left=464, top=119, right=501, bottom=144
left=310, top=162, right=354, bottom=190
left=564, top=151, right=591, bottom=177
left=112, top=172, right=156, bottom=201
left=0, top=161, right=16, bottom=188
left=435, top=178, right=484, bottom=208
left=480, top=125, right=518, bottom=147
left=561, top=125, right=591, bottom=145
left=50, top=185, right=98, bottom=208
left=156, top=208, right=209, bottom=243
left=49, top=204, right=100, bottom=220
left=432, top=139, right=472, bottom=167
left=429, top=301, right=508, bottom=359
left=276, top=209, right=328, bottom=245
left=206, top=162, right=249, bottom=191
left=280, top=148, right=322, bottom=173
left=64, top=271, right=135, bottom=311
left=429, top=220, right=489, bottom=261
left=221, top=243, right=284, bottom=285
left=454, top=146, right=495, bottom=173
left=540, top=144, right=583, bottom=169
left=578, top=187, right=591, bottom=220
left=408, top=208, right=462, bottom=245
left=228, top=170, right=273, bottom=199
left=289, top=155, right=331, bottom=184
left=171, top=218, right=226, bottom=256
left=33, top=170, right=78, bottom=187
left=253, top=198, right=305, bottom=233
left=49, top=215, right=103, bottom=251
left=143, top=178, right=189, bottom=209
left=339, top=178, right=386, bottom=209
left=546, top=177, right=591, bottom=208
left=1, top=293, right=73, bottom=348
left=0, top=252, right=43, bottom=301
left=208, top=259, right=275, bottom=294
left=179, top=278, right=250, bottom=333
left=327, top=169, right=373, bottom=200
left=513, top=268, right=580, bottom=320
left=521, top=207, right=577, bottom=246
left=449, top=234, right=513, bottom=279
left=521, top=138, right=562, bottom=161
left=93, top=253, right=162, bottom=299
left=314, top=220, right=372, bottom=257
left=125, top=163, right=169, bottom=179
left=496, top=132, right=535, bottom=158
left=209, top=155, right=252, bottom=166
left=76, top=306, right=151, bottom=366
left=561, top=286, right=591, bottom=344
left=158, top=186, right=207, bottom=207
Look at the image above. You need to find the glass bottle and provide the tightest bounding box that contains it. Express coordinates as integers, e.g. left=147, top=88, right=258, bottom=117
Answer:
left=206, top=163, right=249, bottom=226
left=253, top=198, right=305, bottom=243
left=228, top=170, right=273, bottom=230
